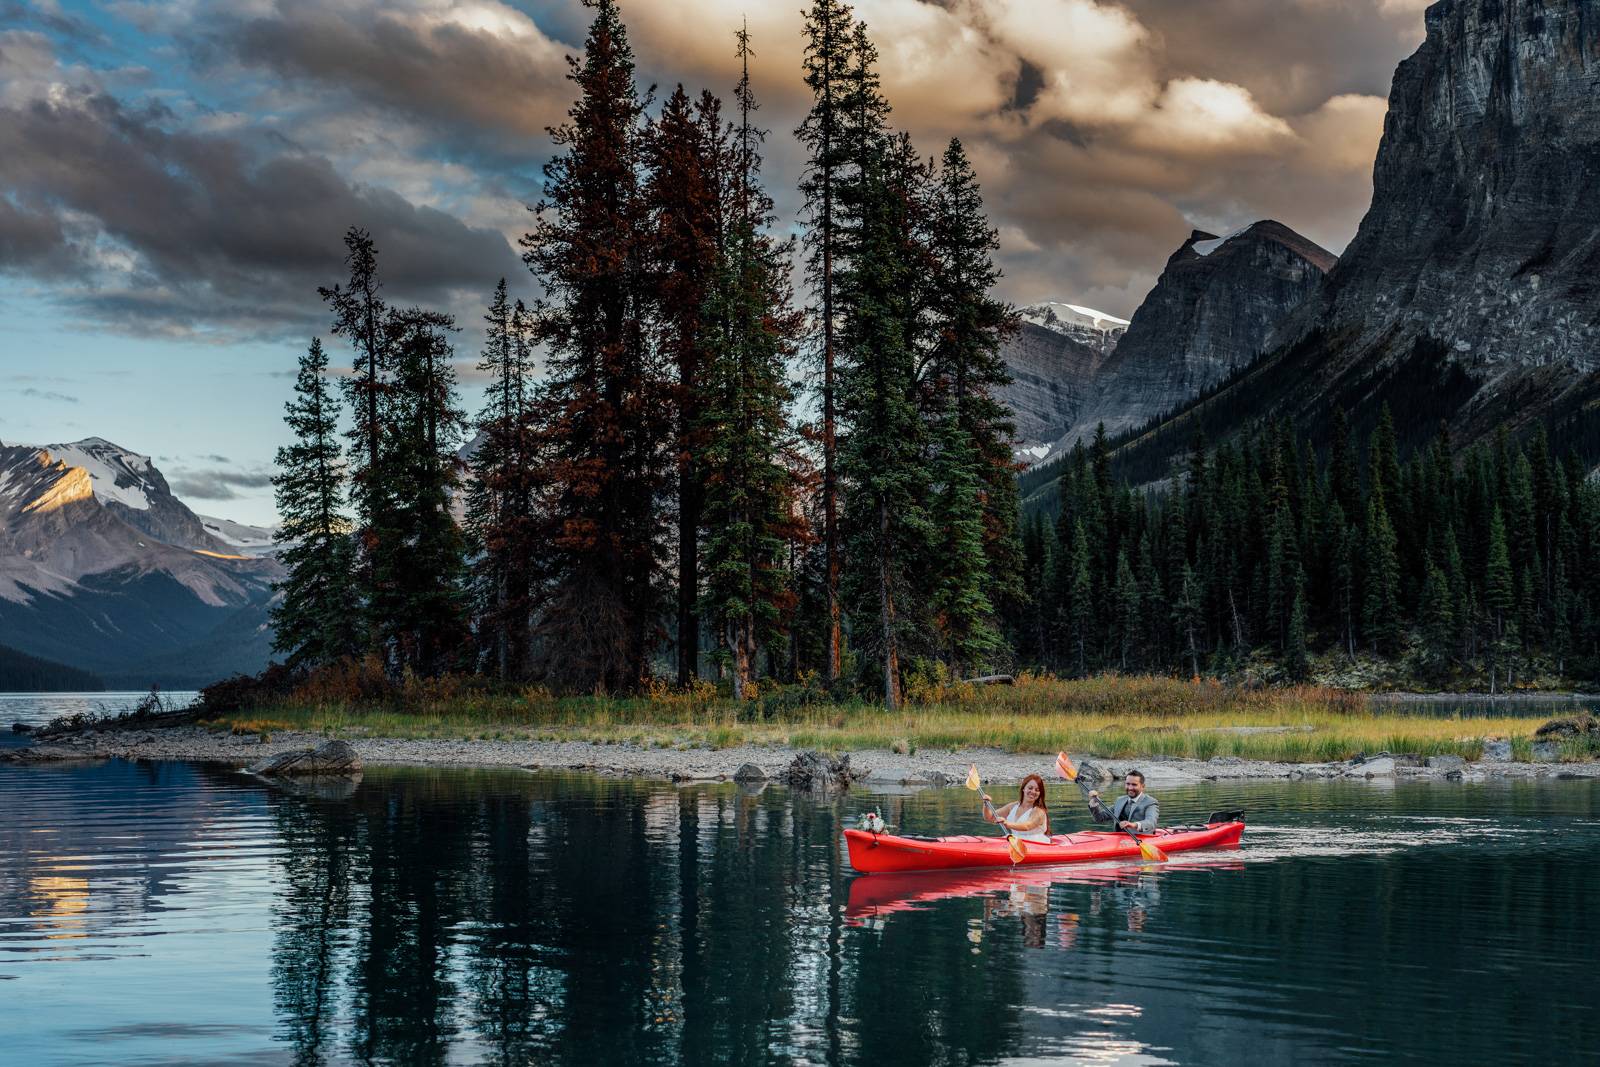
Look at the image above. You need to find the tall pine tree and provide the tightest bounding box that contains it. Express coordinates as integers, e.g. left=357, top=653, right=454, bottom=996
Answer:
left=521, top=0, right=672, bottom=692
left=697, top=25, right=803, bottom=699
left=271, top=338, right=362, bottom=668
left=796, top=0, right=857, bottom=683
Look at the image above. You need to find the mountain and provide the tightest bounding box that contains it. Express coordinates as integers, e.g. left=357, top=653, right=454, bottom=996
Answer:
left=1109, top=0, right=1600, bottom=485
left=1048, top=221, right=1334, bottom=458
left=0, top=439, right=282, bottom=688
left=999, top=303, right=1126, bottom=456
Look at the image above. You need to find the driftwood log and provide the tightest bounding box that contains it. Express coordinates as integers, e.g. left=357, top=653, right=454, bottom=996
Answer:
left=962, top=674, right=1015, bottom=686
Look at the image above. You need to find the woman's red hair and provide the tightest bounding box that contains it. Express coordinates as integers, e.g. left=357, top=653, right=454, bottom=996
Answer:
left=1018, top=773, right=1049, bottom=834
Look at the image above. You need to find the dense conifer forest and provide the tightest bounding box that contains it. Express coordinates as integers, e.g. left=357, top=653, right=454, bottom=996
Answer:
left=267, top=0, right=1600, bottom=700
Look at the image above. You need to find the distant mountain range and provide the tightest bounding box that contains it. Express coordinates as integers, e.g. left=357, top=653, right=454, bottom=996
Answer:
left=0, top=438, right=282, bottom=688
left=1005, top=0, right=1600, bottom=493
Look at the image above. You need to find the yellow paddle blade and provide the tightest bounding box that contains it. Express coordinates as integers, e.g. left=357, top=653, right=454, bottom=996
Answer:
left=965, top=764, right=981, bottom=791
left=1137, top=837, right=1169, bottom=863
left=1054, top=752, right=1077, bottom=781
left=1007, top=833, right=1027, bottom=864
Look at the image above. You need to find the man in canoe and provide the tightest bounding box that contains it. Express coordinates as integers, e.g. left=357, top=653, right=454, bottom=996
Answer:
left=1088, top=769, right=1159, bottom=833
left=980, top=773, right=1053, bottom=843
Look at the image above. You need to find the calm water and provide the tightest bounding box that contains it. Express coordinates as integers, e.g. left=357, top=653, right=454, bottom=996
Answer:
left=1, top=692, right=201, bottom=737
left=4, top=696, right=1600, bottom=1064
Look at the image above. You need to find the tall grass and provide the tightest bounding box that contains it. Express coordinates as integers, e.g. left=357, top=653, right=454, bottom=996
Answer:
left=222, top=672, right=1565, bottom=762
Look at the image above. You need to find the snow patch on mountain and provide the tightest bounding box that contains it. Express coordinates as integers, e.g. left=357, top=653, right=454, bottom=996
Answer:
left=198, top=515, right=281, bottom=557
left=1021, top=302, right=1130, bottom=334
left=40, top=438, right=157, bottom=511
left=1191, top=226, right=1250, bottom=257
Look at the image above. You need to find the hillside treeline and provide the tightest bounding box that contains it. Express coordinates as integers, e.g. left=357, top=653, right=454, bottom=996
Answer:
left=1019, top=413, right=1600, bottom=689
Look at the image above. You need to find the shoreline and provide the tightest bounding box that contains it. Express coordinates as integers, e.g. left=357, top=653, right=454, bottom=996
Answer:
left=10, top=725, right=1600, bottom=786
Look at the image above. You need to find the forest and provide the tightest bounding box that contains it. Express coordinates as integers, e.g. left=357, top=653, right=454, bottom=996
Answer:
left=268, top=0, right=1600, bottom=703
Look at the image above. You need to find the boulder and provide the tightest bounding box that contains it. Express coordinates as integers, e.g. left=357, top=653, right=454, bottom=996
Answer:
left=927, top=770, right=951, bottom=788
left=1357, top=757, right=1397, bottom=778
left=732, top=763, right=766, bottom=783
left=249, top=740, right=362, bottom=778
left=1425, top=754, right=1467, bottom=772
left=1531, top=741, right=1563, bottom=762
left=11, top=722, right=33, bottom=734
left=1534, top=714, right=1596, bottom=740
left=1482, top=738, right=1513, bottom=763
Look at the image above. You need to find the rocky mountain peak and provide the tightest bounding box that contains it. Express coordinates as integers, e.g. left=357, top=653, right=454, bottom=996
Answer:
left=1104, top=0, right=1600, bottom=485
left=1041, top=219, right=1335, bottom=457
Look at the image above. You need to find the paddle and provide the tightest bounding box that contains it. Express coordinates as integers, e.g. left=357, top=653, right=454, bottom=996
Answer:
left=1055, top=752, right=1167, bottom=863
left=966, top=764, right=1027, bottom=864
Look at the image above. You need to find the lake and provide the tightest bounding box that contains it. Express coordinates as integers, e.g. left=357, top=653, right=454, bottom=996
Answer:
left=5, top=698, right=1600, bottom=1065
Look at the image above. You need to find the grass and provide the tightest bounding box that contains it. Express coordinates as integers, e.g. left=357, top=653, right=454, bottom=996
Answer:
left=217, top=673, right=1576, bottom=763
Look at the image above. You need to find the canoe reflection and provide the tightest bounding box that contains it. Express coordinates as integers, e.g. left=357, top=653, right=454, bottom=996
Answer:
left=846, top=857, right=1244, bottom=943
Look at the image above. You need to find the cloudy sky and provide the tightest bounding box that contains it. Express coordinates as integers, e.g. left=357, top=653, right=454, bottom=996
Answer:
left=0, top=0, right=1431, bottom=525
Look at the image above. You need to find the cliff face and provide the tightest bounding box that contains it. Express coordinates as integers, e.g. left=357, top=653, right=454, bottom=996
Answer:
left=998, top=317, right=1120, bottom=449
left=1109, top=0, right=1600, bottom=484
left=1314, top=0, right=1600, bottom=378
left=1061, top=221, right=1334, bottom=450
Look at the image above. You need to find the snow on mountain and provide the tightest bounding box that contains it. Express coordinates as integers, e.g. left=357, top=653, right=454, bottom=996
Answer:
left=0, top=438, right=283, bottom=685
left=40, top=437, right=158, bottom=511
left=1020, top=302, right=1131, bottom=334
left=197, top=515, right=280, bottom=557
left=1191, top=226, right=1252, bottom=257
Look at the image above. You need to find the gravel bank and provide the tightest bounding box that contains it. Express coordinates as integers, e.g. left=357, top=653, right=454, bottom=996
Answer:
left=8, top=725, right=1600, bottom=786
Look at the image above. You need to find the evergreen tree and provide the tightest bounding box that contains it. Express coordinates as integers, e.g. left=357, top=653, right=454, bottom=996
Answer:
left=1419, top=561, right=1455, bottom=678
left=319, top=227, right=391, bottom=644
left=520, top=0, right=671, bottom=691
left=796, top=0, right=857, bottom=682
left=1174, top=563, right=1203, bottom=679
left=271, top=338, right=362, bottom=668
left=1363, top=494, right=1402, bottom=654
left=465, top=282, right=538, bottom=680
left=925, top=137, right=1023, bottom=639
left=1067, top=521, right=1093, bottom=676
left=378, top=308, right=470, bottom=676
left=697, top=25, right=804, bottom=699
left=1114, top=549, right=1141, bottom=669
left=1284, top=584, right=1309, bottom=682
left=927, top=411, right=1001, bottom=674
left=645, top=83, right=725, bottom=686
left=836, top=117, right=929, bottom=708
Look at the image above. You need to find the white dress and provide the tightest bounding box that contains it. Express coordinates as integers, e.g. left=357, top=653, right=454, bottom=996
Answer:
left=1004, top=803, right=1052, bottom=843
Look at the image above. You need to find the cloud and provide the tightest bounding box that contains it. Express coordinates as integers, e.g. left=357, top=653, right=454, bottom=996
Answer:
left=169, top=465, right=274, bottom=501
left=0, top=0, right=1430, bottom=332
left=15, top=386, right=78, bottom=403
left=0, top=32, right=522, bottom=339
left=186, top=0, right=573, bottom=153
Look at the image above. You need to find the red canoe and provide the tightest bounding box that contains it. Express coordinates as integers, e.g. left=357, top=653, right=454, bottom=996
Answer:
left=844, top=821, right=1245, bottom=875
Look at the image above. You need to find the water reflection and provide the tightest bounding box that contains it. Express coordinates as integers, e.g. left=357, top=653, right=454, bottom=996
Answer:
left=4, top=762, right=1600, bottom=1064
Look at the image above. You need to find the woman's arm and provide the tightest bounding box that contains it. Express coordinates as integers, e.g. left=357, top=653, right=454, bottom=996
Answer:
left=984, top=800, right=1016, bottom=824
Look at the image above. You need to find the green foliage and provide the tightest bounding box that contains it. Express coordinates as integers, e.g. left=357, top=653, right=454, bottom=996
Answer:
left=271, top=337, right=362, bottom=668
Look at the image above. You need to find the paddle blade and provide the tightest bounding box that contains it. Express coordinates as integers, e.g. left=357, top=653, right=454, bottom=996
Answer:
left=1055, top=752, right=1078, bottom=781
left=1137, top=837, right=1169, bottom=863
left=1007, top=833, right=1027, bottom=864
left=965, top=764, right=981, bottom=791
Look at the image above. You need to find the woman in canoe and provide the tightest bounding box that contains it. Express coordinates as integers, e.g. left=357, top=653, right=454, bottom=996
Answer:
left=981, top=773, right=1052, bottom=843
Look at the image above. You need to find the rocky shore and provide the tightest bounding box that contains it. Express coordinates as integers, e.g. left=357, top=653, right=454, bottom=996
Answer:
left=7, top=725, right=1600, bottom=787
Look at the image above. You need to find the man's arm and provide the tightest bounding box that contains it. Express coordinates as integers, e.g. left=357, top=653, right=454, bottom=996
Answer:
left=1087, top=791, right=1113, bottom=824
left=1131, top=798, right=1158, bottom=833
